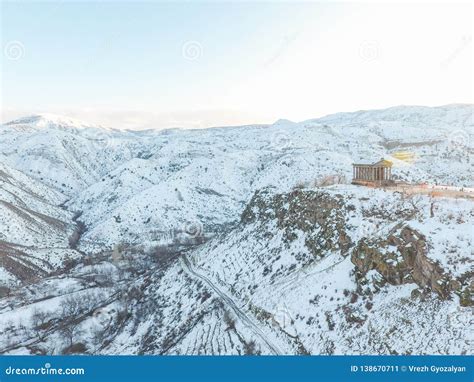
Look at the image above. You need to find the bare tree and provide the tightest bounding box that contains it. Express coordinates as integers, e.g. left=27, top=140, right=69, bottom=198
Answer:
left=223, top=311, right=236, bottom=331
left=243, top=340, right=258, bottom=355
left=60, top=323, right=84, bottom=349
left=61, top=295, right=84, bottom=318
left=30, top=308, right=51, bottom=340
left=429, top=197, right=436, bottom=218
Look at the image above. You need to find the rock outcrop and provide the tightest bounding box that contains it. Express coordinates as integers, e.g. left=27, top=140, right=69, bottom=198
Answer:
left=352, top=226, right=472, bottom=306
left=241, top=188, right=352, bottom=257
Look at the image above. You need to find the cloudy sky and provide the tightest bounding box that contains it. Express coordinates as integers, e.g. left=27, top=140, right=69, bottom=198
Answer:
left=1, top=1, right=472, bottom=129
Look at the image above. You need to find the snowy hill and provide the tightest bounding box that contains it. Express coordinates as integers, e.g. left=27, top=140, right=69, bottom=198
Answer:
left=72, top=104, right=472, bottom=252
left=0, top=162, right=82, bottom=286
left=4, top=114, right=109, bottom=132
left=0, top=105, right=472, bottom=355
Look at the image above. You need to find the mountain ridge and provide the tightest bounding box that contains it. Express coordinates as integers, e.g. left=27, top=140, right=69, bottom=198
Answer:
left=4, top=103, right=472, bottom=133
left=0, top=104, right=471, bottom=355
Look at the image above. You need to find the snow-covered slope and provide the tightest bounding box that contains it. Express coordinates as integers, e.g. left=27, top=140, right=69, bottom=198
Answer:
left=186, top=185, right=472, bottom=354
left=4, top=104, right=468, bottom=253
left=1, top=114, right=138, bottom=193
left=0, top=104, right=472, bottom=355
left=0, top=162, right=82, bottom=287
left=0, top=185, right=471, bottom=355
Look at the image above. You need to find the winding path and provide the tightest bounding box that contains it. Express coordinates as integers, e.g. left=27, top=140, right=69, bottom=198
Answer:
left=179, top=254, right=283, bottom=355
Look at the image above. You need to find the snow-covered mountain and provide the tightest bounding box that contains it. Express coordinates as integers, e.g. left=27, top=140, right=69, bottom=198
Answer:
left=0, top=162, right=82, bottom=286
left=0, top=105, right=472, bottom=355
left=3, top=105, right=472, bottom=253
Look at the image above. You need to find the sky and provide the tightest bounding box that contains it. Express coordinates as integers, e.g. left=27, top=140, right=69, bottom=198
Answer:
left=1, top=1, right=473, bottom=129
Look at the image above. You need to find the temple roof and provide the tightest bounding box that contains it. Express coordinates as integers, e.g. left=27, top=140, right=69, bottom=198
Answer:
left=352, top=158, right=393, bottom=167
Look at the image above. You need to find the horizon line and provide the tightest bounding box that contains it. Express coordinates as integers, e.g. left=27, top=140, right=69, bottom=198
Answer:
left=2, top=102, right=473, bottom=132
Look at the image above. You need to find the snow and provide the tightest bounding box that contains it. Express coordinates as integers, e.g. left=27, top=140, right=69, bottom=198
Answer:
left=0, top=105, right=472, bottom=355
left=407, top=198, right=473, bottom=277
left=2, top=105, right=473, bottom=254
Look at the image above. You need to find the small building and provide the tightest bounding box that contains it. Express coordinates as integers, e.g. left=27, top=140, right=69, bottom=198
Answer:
left=352, top=159, right=393, bottom=185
